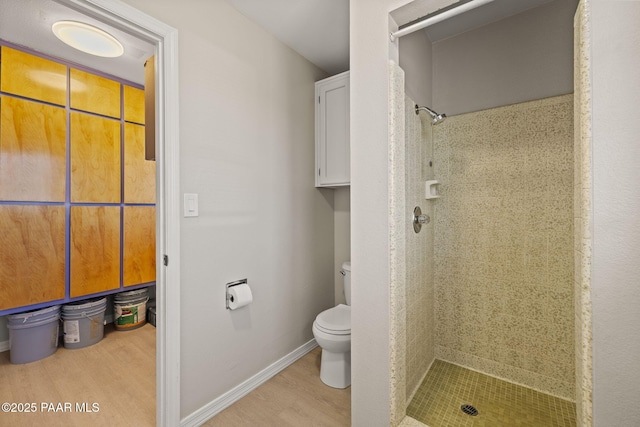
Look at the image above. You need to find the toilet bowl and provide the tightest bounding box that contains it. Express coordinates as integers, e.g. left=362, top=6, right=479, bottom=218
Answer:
left=312, top=262, right=351, bottom=389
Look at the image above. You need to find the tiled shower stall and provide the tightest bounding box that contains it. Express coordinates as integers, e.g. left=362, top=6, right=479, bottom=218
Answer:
left=388, top=2, right=593, bottom=423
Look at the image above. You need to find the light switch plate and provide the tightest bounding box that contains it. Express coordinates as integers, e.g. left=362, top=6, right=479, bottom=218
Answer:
left=184, top=193, right=199, bottom=217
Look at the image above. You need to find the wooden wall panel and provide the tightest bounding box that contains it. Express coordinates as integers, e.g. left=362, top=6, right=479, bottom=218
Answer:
left=70, top=68, right=120, bottom=118
left=124, top=123, right=155, bottom=203
left=124, top=85, right=145, bottom=125
left=0, top=97, right=67, bottom=202
left=0, top=47, right=67, bottom=106
left=123, top=206, right=156, bottom=286
left=70, top=112, right=121, bottom=203
left=70, top=206, right=120, bottom=297
left=0, top=205, right=65, bottom=310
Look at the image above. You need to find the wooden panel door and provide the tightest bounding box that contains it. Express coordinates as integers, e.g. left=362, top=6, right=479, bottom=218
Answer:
left=123, top=206, right=156, bottom=286
left=0, top=46, right=67, bottom=106
left=0, top=96, right=67, bottom=202
left=124, top=123, right=155, bottom=204
left=70, top=112, right=121, bottom=203
left=70, top=206, right=120, bottom=297
left=0, top=205, right=65, bottom=310
left=124, top=85, right=145, bottom=125
left=70, top=68, right=120, bottom=118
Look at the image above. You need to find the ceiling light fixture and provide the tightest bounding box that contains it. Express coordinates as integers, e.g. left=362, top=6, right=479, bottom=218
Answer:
left=52, top=21, right=124, bottom=58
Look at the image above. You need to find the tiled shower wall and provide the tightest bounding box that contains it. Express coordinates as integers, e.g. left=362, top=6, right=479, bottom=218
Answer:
left=574, top=1, right=594, bottom=424
left=404, top=97, right=435, bottom=401
left=389, top=60, right=437, bottom=424
left=432, top=94, right=575, bottom=400
left=389, top=61, right=407, bottom=426
left=389, top=62, right=435, bottom=425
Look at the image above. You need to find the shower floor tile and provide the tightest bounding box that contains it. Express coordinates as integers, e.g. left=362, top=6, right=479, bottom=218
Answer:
left=407, top=360, right=576, bottom=427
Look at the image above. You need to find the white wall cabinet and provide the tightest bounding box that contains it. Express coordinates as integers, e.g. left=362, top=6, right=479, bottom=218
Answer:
left=315, top=71, right=350, bottom=187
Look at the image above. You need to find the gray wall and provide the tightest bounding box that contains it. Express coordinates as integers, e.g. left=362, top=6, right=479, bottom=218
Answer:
left=350, top=0, right=416, bottom=423
left=591, top=0, right=640, bottom=424
left=120, top=0, right=334, bottom=419
left=334, top=187, right=351, bottom=305
left=399, top=29, right=432, bottom=107
left=433, top=0, right=577, bottom=116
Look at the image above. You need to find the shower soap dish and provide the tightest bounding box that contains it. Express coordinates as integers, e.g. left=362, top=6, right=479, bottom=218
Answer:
left=425, top=180, right=440, bottom=199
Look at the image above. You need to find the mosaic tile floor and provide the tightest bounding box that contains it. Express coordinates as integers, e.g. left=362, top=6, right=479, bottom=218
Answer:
left=407, top=360, right=576, bottom=427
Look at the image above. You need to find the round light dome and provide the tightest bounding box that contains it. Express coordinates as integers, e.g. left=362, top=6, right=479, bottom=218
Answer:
left=52, top=21, right=124, bottom=58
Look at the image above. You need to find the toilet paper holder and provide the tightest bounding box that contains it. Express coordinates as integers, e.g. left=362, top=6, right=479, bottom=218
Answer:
left=226, top=279, right=248, bottom=309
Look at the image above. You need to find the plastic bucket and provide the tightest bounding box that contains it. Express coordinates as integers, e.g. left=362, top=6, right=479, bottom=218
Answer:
left=114, top=288, right=149, bottom=330
left=61, top=297, right=107, bottom=349
left=7, top=305, right=60, bottom=364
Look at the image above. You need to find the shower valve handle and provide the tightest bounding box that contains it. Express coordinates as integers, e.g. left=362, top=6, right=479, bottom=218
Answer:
left=416, top=214, right=430, bottom=224
left=412, top=206, right=430, bottom=233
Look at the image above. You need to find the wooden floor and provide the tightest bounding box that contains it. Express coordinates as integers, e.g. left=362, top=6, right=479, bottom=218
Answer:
left=0, top=323, right=156, bottom=427
left=204, top=347, right=351, bottom=427
left=1, top=326, right=350, bottom=427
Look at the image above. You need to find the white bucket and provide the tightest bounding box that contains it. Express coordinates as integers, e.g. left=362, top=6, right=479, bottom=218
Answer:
left=61, top=297, right=107, bottom=349
left=7, top=305, right=60, bottom=364
left=114, top=288, right=149, bottom=330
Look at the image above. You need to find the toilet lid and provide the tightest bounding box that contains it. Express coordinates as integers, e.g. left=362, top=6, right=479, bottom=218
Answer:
left=315, top=304, right=350, bottom=334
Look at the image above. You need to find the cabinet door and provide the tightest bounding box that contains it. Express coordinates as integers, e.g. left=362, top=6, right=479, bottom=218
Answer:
left=123, top=206, right=156, bottom=287
left=316, top=71, right=350, bottom=187
left=0, top=205, right=66, bottom=310
left=124, top=85, right=145, bottom=125
left=0, top=96, right=67, bottom=202
left=70, top=68, right=121, bottom=118
left=70, top=112, right=121, bottom=203
left=70, top=206, right=121, bottom=297
left=0, top=46, right=67, bottom=106
left=124, top=123, right=155, bottom=204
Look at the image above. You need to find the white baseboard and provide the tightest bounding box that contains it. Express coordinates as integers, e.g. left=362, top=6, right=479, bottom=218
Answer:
left=0, top=340, right=8, bottom=353
left=180, top=338, right=318, bottom=427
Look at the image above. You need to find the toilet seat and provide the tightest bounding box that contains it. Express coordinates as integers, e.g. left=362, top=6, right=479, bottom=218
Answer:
left=315, top=304, right=350, bottom=335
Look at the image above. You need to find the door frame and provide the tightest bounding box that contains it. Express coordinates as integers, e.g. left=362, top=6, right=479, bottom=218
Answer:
left=57, top=0, right=181, bottom=425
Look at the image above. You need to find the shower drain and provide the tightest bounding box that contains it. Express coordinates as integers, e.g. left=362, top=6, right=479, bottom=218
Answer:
left=461, top=404, right=479, bottom=416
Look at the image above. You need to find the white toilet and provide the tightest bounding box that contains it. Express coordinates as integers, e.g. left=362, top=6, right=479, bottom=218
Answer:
left=312, top=261, right=351, bottom=388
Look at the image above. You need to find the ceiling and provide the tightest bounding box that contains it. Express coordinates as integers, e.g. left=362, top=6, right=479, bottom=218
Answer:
left=224, top=0, right=556, bottom=75
left=224, top=0, right=350, bottom=75
left=0, top=0, right=154, bottom=85
left=0, top=0, right=557, bottom=84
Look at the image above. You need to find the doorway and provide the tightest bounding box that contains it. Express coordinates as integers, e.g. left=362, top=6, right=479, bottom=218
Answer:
left=47, top=1, right=180, bottom=424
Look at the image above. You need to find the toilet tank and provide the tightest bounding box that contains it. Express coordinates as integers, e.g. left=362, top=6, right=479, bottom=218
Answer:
left=342, top=262, right=351, bottom=305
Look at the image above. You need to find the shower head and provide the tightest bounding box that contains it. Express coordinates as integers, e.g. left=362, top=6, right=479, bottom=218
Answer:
left=415, top=105, right=447, bottom=125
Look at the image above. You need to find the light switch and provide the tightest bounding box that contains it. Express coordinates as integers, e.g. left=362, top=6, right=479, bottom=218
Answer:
left=184, top=193, right=199, bottom=217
